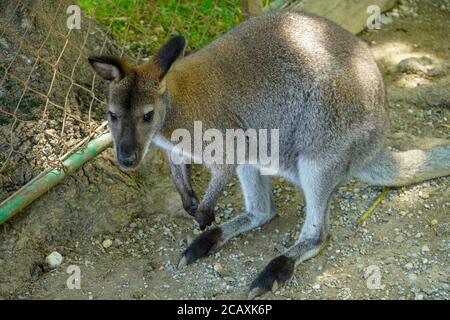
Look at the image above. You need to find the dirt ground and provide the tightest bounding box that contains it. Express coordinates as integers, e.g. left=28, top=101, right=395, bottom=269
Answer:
left=0, top=0, right=449, bottom=300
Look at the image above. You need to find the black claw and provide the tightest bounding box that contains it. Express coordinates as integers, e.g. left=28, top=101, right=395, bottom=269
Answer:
left=195, top=208, right=215, bottom=230
left=249, top=255, right=295, bottom=299
left=179, top=227, right=223, bottom=267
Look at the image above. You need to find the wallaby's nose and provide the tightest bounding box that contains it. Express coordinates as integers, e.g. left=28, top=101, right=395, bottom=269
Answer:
left=118, top=152, right=137, bottom=168
left=118, top=147, right=137, bottom=168
left=118, top=140, right=137, bottom=168
left=119, top=153, right=136, bottom=168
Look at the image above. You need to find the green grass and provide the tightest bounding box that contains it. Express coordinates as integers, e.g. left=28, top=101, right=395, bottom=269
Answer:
left=79, top=0, right=242, bottom=57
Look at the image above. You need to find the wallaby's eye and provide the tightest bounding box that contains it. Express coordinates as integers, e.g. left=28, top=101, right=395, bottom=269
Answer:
left=143, top=111, right=154, bottom=122
left=108, top=111, right=118, bottom=121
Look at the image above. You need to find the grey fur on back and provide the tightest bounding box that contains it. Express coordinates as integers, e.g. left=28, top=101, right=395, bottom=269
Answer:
left=165, top=9, right=449, bottom=185
left=166, top=9, right=390, bottom=178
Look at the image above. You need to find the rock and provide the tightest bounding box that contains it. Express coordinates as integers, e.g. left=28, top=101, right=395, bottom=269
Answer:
left=412, top=82, right=450, bottom=109
left=435, top=223, right=449, bottom=237
left=405, top=263, right=414, bottom=270
left=396, top=57, right=432, bottom=75
left=312, top=283, right=321, bottom=290
left=213, top=263, right=223, bottom=273
left=408, top=273, right=418, bottom=283
left=132, top=290, right=145, bottom=299
left=394, top=235, right=404, bottom=243
left=45, top=251, right=63, bottom=269
left=224, top=276, right=235, bottom=283
left=430, top=219, right=438, bottom=227
left=421, top=245, right=430, bottom=254
left=380, top=14, right=393, bottom=25
left=419, top=193, right=429, bottom=200
left=102, top=239, right=113, bottom=249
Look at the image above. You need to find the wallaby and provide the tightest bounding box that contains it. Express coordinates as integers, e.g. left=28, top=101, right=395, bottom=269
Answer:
left=89, top=10, right=450, bottom=299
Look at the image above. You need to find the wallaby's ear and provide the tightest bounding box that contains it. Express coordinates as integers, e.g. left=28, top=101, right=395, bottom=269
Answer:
left=154, top=36, right=185, bottom=80
left=88, top=56, right=126, bottom=81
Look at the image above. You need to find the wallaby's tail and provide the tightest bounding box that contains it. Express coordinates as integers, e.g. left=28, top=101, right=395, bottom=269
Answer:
left=356, top=144, right=450, bottom=187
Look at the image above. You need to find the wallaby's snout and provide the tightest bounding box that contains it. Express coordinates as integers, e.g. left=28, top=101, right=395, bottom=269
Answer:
left=118, top=154, right=137, bottom=169
left=117, top=138, right=137, bottom=169
left=88, top=36, right=185, bottom=171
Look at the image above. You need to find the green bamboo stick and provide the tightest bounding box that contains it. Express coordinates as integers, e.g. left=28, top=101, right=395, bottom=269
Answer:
left=357, top=187, right=390, bottom=225
left=0, top=132, right=112, bottom=225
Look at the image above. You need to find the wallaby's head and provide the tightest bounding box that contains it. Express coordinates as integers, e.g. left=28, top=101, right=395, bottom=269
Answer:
left=88, top=36, right=185, bottom=170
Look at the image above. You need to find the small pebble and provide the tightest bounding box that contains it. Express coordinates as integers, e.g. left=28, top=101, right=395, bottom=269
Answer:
left=45, top=251, right=63, bottom=269
left=224, top=276, right=235, bottom=283
left=408, top=273, right=417, bottom=283
left=214, top=263, right=223, bottom=273
left=102, top=239, right=113, bottom=249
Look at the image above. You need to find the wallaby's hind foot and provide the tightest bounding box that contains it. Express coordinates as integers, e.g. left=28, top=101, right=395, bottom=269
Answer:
left=248, top=235, right=329, bottom=299
left=248, top=255, right=296, bottom=299
left=178, top=227, right=223, bottom=268
left=178, top=208, right=274, bottom=267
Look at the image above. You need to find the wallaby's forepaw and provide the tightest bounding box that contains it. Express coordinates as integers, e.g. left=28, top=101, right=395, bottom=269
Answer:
left=195, top=207, right=215, bottom=230
left=178, top=227, right=223, bottom=268
left=182, top=194, right=199, bottom=217
left=248, top=255, right=295, bottom=299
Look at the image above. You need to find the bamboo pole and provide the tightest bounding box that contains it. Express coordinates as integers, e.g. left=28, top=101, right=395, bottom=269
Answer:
left=0, top=131, right=112, bottom=225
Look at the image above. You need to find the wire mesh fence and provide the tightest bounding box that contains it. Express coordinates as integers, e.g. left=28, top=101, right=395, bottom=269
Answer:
left=0, top=0, right=243, bottom=202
